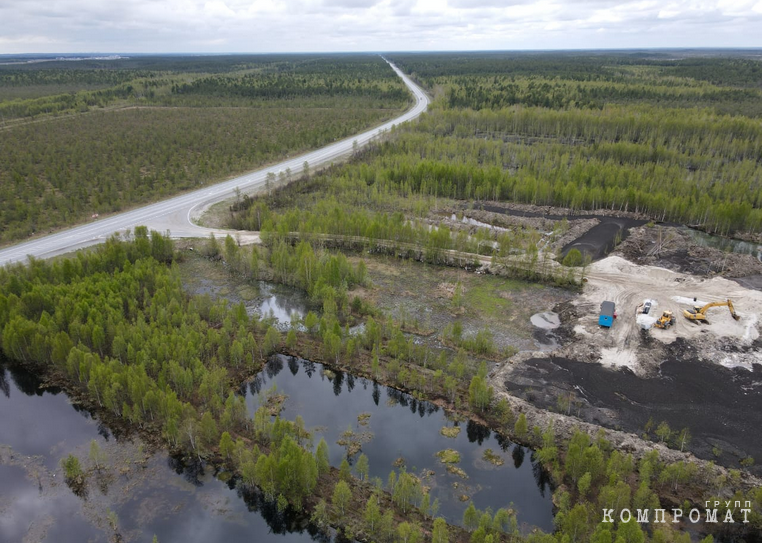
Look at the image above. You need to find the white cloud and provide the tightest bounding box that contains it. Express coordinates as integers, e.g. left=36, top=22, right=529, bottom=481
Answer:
left=0, top=0, right=760, bottom=53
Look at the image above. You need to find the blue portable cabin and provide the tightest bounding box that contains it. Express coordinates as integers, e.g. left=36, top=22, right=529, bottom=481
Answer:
left=599, top=301, right=616, bottom=328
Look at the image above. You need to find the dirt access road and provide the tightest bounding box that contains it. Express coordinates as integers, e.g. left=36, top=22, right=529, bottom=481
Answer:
left=573, top=256, right=762, bottom=373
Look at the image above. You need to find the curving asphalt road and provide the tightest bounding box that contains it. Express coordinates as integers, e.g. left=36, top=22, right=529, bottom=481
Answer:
left=0, top=60, right=429, bottom=266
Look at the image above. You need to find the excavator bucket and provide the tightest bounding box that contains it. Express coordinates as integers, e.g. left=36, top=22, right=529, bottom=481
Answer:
left=728, top=300, right=740, bottom=320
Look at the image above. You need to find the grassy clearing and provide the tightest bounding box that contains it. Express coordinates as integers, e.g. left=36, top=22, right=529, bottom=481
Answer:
left=351, top=254, right=572, bottom=352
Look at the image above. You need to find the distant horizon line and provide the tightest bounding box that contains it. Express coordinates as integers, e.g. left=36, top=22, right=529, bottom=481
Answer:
left=2, top=46, right=762, bottom=58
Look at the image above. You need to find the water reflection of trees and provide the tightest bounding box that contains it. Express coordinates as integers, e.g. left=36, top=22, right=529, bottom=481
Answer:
left=530, top=451, right=552, bottom=497
left=332, top=371, right=344, bottom=396
left=266, top=355, right=285, bottom=379
left=248, top=373, right=265, bottom=396
left=168, top=457, right=332, bottom=541
left=237, top=482, right=332, bottom=541
left=97, top=423, right=112, bottom=442
left=2, top=359, right=53, bottom=396
left=254, top=284, right=308, bottom=327
left=302, top=360, right=316, bottom=378
left=512, top=445, right=525, bottom=469
left=168, top=455, right=204, bottom=487
left=0, top=367, right=9, bottom=398
left=495, top=433, right=512, bottom=452
left=386, top=386, right=439, bottom=417
left=466, top=419, right=490, bottom=445
left=71, top=402, right=96, bottom=421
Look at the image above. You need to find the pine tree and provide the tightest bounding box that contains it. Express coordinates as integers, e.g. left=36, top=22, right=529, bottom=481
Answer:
left=514, top=413, right=528, bottom=438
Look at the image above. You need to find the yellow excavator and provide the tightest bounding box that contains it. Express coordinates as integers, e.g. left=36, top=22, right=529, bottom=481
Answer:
left=683, top=299, right=740, bottom=323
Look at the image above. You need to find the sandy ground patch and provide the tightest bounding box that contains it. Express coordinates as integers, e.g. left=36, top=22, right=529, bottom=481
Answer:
left=567, top=255, right=762, bottom=373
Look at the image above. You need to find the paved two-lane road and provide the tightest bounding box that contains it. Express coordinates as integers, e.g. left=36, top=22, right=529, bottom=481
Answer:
left=0, top=60, right=429, bottom=266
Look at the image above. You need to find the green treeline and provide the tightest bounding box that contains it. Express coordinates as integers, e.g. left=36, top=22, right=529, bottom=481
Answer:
left=230, top=193, right=577, bottom=286
left=378, top=53, right=762, bottom=234
left=0, top=68, right=150, bottom=88
left=246, top=198, right=492, bottom=256
left=439, top=77, right=762, bottom=116
left=390, top=53, right=762, bottom=116
left=377, top=107, right=761, bottom=233
left=0, top=84, right=152, bottom=118
left=0, top=68, right=154, bottom=101
left=0, top=55, right=408, bottom=120
left=240, top=104, right=761, bottom=234
left=172, top=57, right=408, bottom=105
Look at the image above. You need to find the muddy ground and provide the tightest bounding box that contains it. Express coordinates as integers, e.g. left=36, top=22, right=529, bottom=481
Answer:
left=451, top=202, right=762, bottom=286
left=468, top=201, right=648, bottom=260
left=500, top=351, right=762, bottom=475
left=618, top=225, right=762, bottom=280
left=351, top=254, right=574, bottom=354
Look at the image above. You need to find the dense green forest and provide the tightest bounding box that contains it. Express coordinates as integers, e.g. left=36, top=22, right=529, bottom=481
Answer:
left=390, top=53, right=762, bottom=115
left=0, top=55, right=408, bottom=118
left=217, top=53, right=762, bottom=239
left=376, top=53, right=762, bottom=235
left=289, top=105, right=760, bottom=234
left=1, top=106, right=392, bottom=243
left=0, top=55, right=410, bottom=244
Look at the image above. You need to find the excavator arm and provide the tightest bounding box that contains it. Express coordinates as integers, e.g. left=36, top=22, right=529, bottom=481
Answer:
left=683, top=299, right=740, bottom=321
left=727, top=299, right=739, bottom=320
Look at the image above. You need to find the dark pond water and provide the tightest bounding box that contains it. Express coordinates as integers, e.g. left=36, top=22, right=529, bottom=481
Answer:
left=682, top=227, right=762, bottom=262
left=0, top=463, right=102, bottom=543
left=0, top=363, right=109, bottom=470
left=0, top=360, right=330, bottom=543
left=115, top=457, right=325, bottom=543
left=244, top=355, right=555, bottom=532
left=252, top=280, right=309, bottom=330
left=186, top=275, right=310, bottom=330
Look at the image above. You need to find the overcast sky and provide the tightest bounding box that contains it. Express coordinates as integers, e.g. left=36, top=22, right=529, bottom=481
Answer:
left=1, top=0, right=761, bottom=54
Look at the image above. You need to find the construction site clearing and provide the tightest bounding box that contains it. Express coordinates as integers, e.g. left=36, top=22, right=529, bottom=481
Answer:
left=535, top=255, right=762, bottom=375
